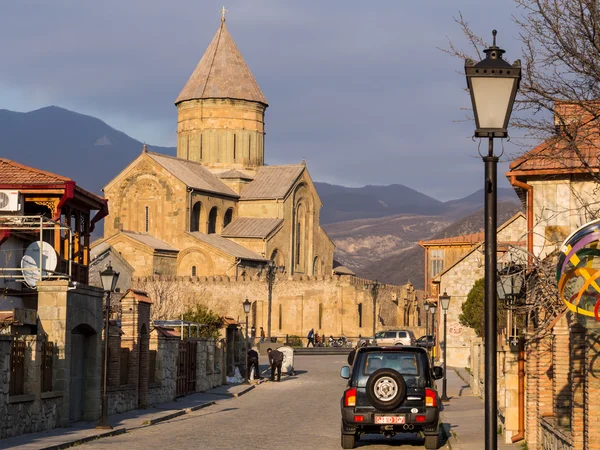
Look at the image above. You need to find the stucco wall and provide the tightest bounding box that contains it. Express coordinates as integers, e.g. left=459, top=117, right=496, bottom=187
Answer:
left=437, top=215, right=526, bottom=368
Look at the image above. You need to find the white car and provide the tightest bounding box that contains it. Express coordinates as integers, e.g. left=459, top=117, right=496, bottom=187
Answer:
left=372, top=330, right=416, bottom=346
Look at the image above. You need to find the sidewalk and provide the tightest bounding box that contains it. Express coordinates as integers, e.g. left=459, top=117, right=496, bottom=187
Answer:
left=440, top=367, right=522, bottom=450
left=0, top=382, right=256, bottom=450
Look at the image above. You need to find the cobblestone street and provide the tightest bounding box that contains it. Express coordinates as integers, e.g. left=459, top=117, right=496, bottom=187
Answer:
left=79, top=355, right=432, bottom=450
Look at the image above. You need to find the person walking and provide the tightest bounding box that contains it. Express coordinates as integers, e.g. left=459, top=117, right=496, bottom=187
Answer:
left=260, top=327, right=265, bottom=343
left=267, top=348, right=284, bottom=381
left=247, top=348, right=260, bottom=380
left=307, top=328, right=315, bottom=347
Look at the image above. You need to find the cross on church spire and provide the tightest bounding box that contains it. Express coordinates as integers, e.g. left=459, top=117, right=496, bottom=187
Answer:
left=220, top=6, right=228, bottom=21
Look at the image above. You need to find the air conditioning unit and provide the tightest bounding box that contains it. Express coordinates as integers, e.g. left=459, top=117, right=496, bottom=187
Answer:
left=0, top=190, right=23, bottom=213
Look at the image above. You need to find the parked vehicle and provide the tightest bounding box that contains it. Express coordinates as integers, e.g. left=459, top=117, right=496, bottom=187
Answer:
left=340, top=346, right=443, bottom=449
left=372, top=330, right=416, bottom=346
left=416, top=335, right=435, bottom=349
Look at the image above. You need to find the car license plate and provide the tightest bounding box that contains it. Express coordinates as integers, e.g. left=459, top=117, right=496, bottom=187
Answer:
left=375, top=415, right=405, bottom=424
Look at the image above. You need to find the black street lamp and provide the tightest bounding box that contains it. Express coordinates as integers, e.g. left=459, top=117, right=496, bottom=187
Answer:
left=429, top=303, right=437, bottom=368
left=465, top=29, right=521, bottom=450
left=258, top=261, right=285, bottom=340
left=97, top=262, right=119, bottom=430
left=439, top=291, right=451, bottom=402
left=497, top=264, right=524, bottom=350
left=243, top=298, right=251, bottom=381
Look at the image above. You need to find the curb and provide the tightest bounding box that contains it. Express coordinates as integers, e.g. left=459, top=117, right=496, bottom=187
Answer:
left=209, top=385, right=255, bottom=398
left=41, top=428, right=126, bottom=450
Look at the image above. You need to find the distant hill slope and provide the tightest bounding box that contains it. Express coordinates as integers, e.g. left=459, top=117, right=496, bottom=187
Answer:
left=0, top=106, right=175, bottom=196
left=352, top=201, right=523, bottom=289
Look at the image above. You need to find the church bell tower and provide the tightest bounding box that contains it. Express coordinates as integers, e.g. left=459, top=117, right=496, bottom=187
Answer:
left=175, top=15, right=268, bottom=171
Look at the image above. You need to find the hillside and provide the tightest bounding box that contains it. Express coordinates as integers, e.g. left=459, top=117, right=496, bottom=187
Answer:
left=352, top=201, right=524, bottom=289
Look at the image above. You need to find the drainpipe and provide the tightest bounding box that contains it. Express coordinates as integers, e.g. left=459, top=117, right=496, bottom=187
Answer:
left=508, top=176, right=532, bottom=444
left=509, top=176, right=533, bottom=266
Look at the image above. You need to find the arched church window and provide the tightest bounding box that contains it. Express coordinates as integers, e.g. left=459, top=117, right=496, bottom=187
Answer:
left=358, top=303, right=363, bottom=328
left=278, top=304, right=283, bottom=330
left=200, top=135, right=203, bottom=160
left=144, top=206, right=149, bottom=233
left=191, top=201, right=202, bottom=232
left=192, top=266, right=196, bottom=277
left=295, top=203, right=305, bottom=268
left=208, top=207, right=218, bottom=234
left=313, top=256, right=320, bottom=275
left=224, top=208, right=234, bottom=228
left=233, top=134, right=237, bottom=161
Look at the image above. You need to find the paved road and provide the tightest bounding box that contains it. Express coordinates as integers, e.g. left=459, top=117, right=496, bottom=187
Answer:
left=81, top=355, right=435, bottom=449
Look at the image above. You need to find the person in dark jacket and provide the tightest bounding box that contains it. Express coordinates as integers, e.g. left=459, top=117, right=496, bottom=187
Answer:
left=307, top=328, right=315, bottom=347
left=247, top=348, right=260, bottom=379
left=267, top=348, right=284, bottom=381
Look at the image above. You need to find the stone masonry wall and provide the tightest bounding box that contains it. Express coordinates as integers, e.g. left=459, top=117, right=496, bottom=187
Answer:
left=148, top=336, right=179, bottom=406
left=134, top=275, right=422, bottom=342
left=0, top=335, right=63, bottom=439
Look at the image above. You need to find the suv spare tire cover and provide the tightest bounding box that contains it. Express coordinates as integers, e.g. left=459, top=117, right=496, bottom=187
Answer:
left=366, top=368, right=406, bottom=411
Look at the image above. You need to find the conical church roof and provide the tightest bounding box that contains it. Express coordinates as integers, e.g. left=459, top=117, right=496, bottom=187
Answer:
left=175, top=19, right=268, bottom=106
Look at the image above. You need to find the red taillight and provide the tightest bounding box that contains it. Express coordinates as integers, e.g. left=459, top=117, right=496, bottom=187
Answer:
left=425, top=388, right=437, bottom=407
left=354, top=415, right=365, bottom=422
left=416, top=414, right=426, bottom=423
left=345, top=388, right=357, bottom=407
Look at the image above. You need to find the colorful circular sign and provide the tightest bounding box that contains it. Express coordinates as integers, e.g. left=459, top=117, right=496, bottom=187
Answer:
left=557, top=219, right=600, bottom=334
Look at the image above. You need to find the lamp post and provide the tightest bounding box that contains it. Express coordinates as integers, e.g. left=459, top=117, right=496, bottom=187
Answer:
left=258, top=261, right=285, bottom=340
left=424, top=301, right=430, bottom=343
left=243, top=298, right=251, bottom=381
left=364, top=280, right=381, bottom=338
left=97, top=263, right=119, bottom=430
left=429, top=303, right=437, bottom=368
left=439, top=291, right=451, bottom=402
left=465, top=29, right=521, bottom=450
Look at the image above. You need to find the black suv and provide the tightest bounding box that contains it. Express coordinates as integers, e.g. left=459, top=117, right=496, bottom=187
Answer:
left=339, top=346, right=443, bottom=449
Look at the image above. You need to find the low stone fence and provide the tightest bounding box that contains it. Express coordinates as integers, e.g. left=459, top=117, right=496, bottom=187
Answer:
left=0, top=335, right=63, bottom=439
left=107, top=330, right=224, bottom=413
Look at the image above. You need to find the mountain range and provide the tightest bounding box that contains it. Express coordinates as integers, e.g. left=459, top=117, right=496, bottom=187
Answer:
left=0, top=106, right=523, bottom=288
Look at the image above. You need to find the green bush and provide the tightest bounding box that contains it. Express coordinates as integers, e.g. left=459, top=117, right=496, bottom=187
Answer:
left=286, top=335, right=303, bottom=347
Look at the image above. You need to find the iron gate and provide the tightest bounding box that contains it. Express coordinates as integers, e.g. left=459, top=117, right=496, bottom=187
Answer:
left=176, top=340, right=197, bottom=397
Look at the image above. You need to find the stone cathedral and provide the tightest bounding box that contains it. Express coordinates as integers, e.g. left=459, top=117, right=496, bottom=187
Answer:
left=92, top=17, right=421, bottom=337
left=95, top=17, right=335, bottom=279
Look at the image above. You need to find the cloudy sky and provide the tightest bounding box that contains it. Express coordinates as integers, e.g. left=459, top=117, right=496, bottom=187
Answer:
left=0, top=0, right=525, bottom=200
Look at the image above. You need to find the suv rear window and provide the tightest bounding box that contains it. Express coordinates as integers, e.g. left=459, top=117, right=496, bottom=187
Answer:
left=360, top=352, right=425, bottom=388
left=399, top=331, right=407, bottom=338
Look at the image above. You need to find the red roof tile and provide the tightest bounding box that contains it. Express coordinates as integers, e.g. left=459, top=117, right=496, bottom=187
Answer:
left=0, top=158, right=71, bottom=186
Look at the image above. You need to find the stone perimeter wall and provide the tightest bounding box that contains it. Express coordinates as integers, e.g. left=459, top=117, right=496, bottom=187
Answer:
left=134, top=274, right=424, bottom=340
left=0, top=335, right=63, bottom=439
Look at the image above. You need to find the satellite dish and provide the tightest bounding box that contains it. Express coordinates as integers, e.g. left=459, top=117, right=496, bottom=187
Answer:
left=20, top=241, right=58, bottom=288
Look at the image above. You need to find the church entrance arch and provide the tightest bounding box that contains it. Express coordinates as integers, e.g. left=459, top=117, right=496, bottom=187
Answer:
left=313, top=256, right=320, bottom=275
left=69, top=323, right=97, bottom=422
